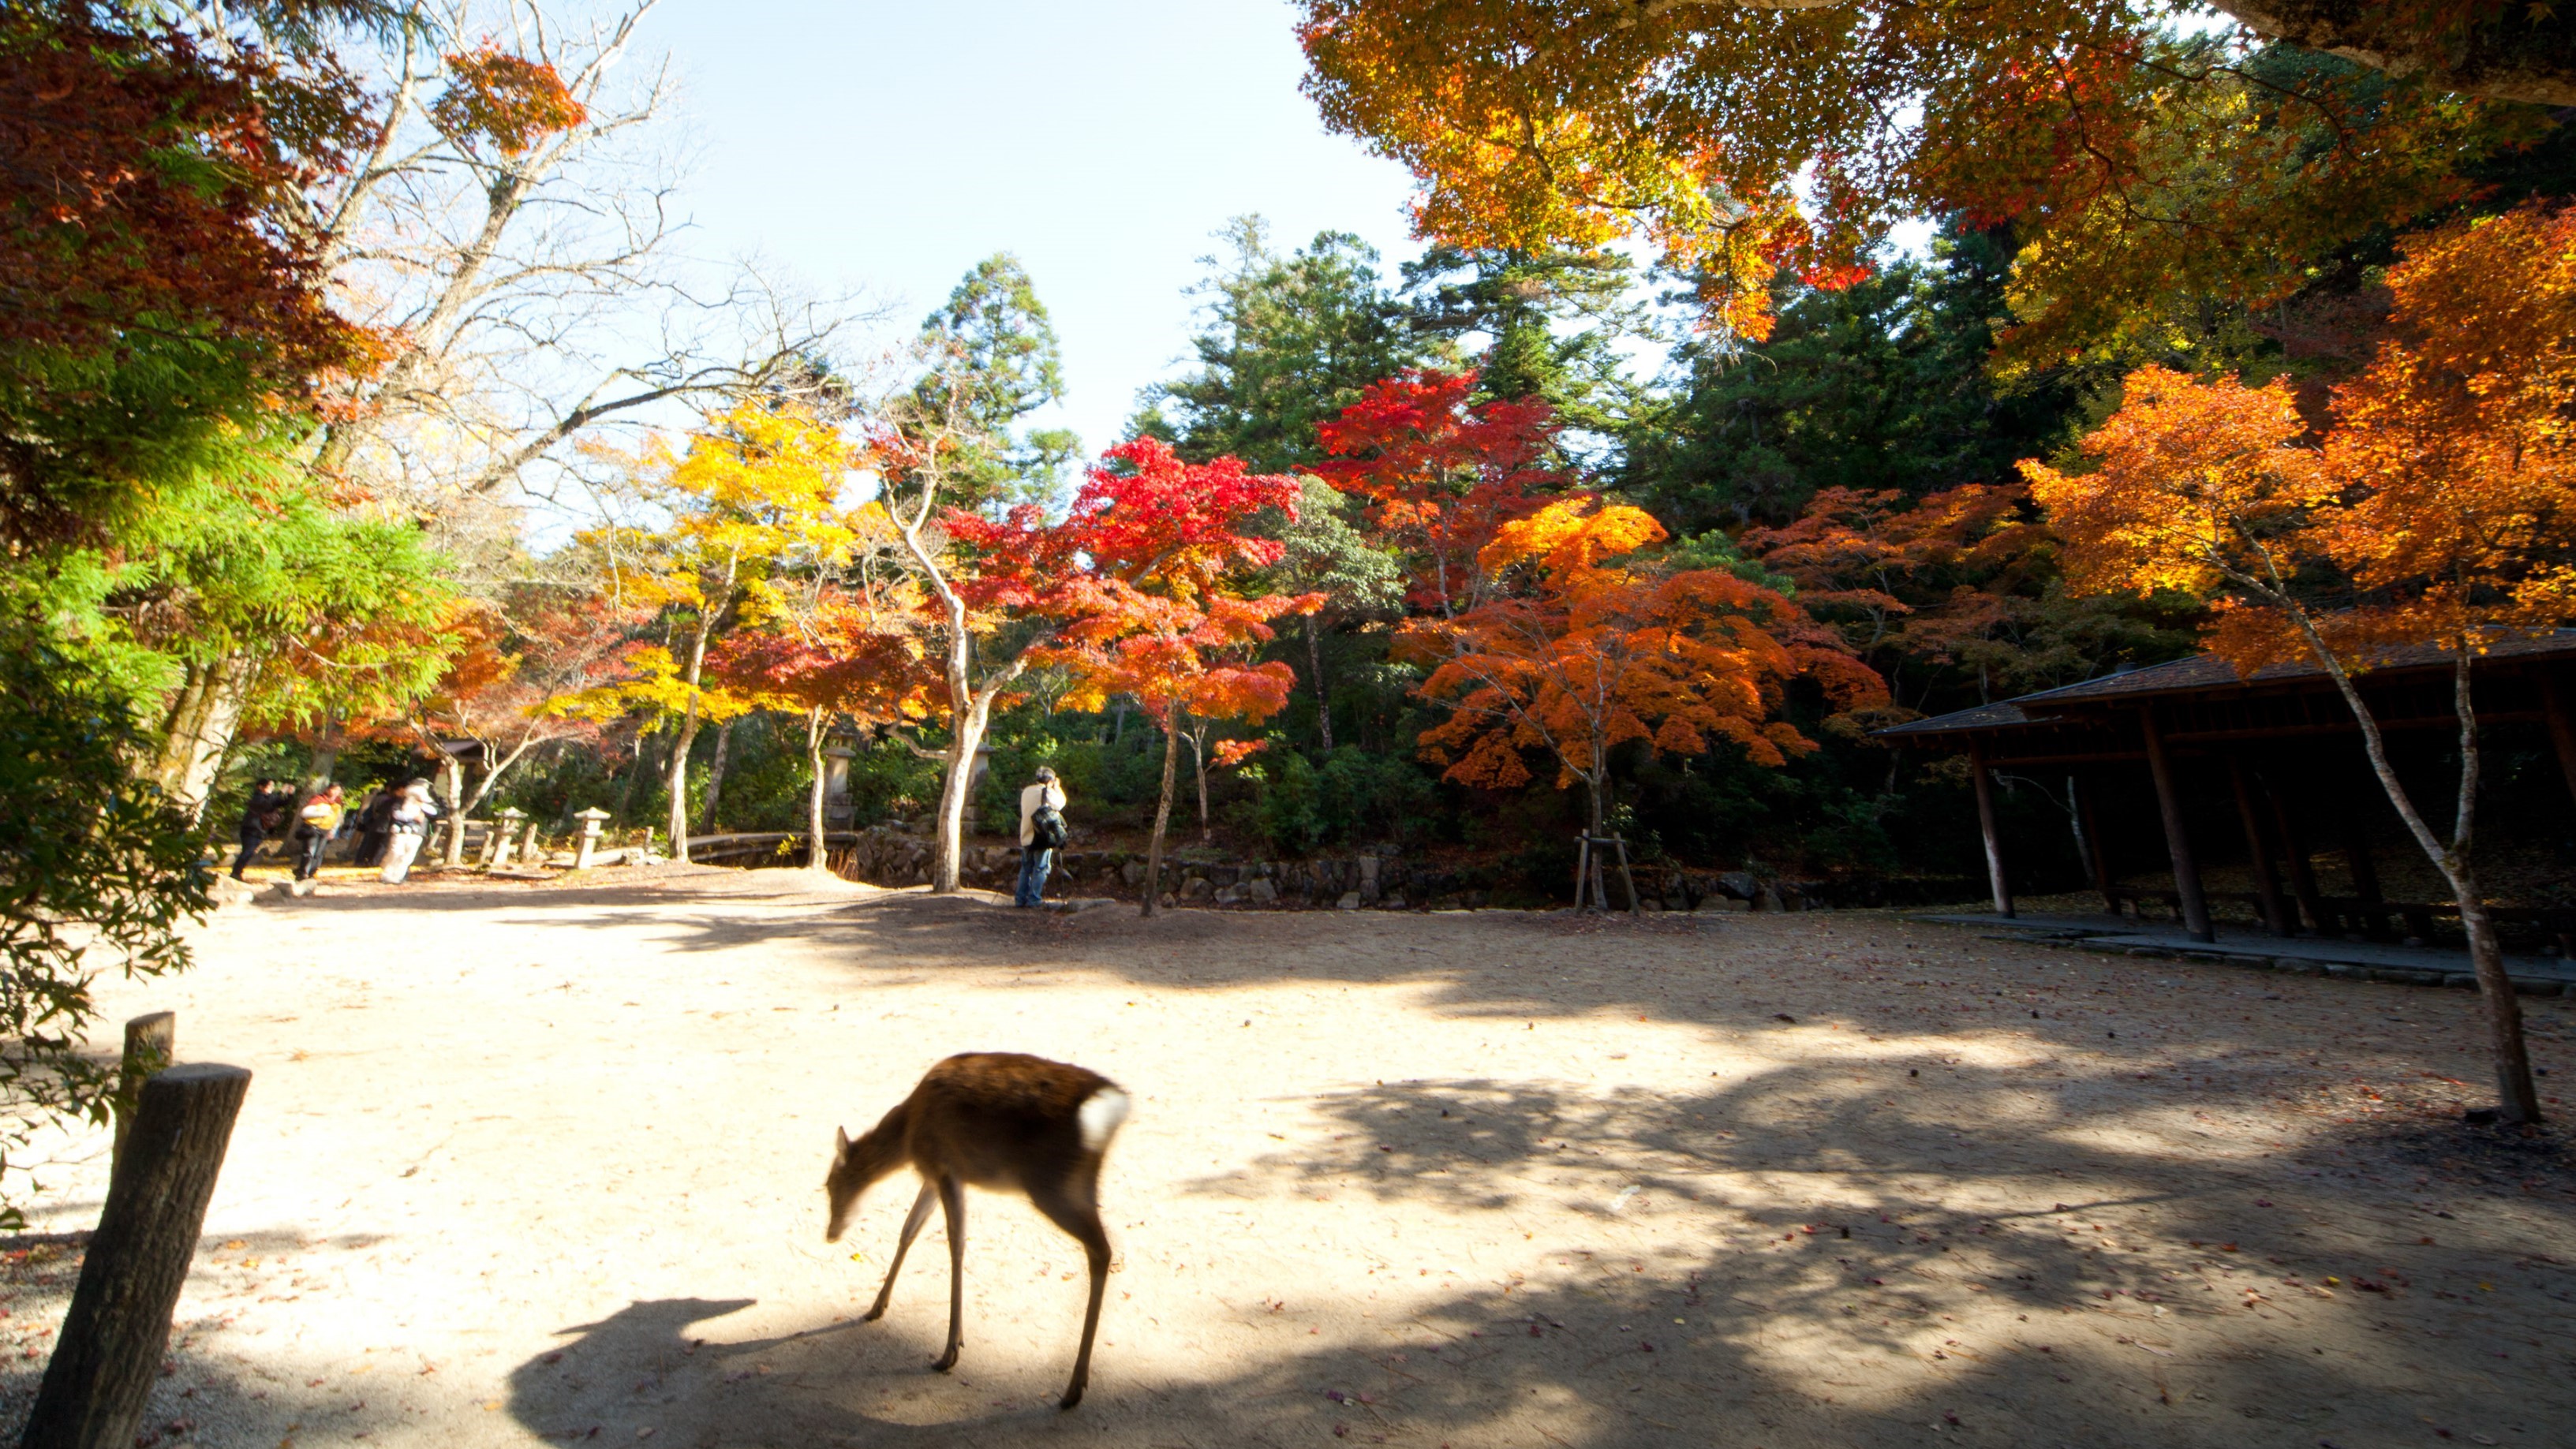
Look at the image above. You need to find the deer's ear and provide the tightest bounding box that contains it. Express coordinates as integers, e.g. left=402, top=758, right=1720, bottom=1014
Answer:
left=835, top=1126, right=851, bottom=1157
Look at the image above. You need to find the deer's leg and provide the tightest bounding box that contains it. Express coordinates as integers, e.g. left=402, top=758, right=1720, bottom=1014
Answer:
left=1027, top=1175, right=1113, bottom=1410
left=865, top=1181, right=939, bottom=1322
left=932, top=1173, right=966, bottom=1372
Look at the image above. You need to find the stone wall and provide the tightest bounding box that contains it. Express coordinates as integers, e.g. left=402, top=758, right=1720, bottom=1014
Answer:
left=824, top=825, right=1865, bottom=912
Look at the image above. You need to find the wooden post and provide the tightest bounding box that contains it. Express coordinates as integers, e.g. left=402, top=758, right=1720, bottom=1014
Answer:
left=1572, top=834, right=1591, bottom=912
left=2227, top=758, right=2291, bottom=936
left=2263, top=769, right=2332, bottom=935
left=2073, top=774, right=2116, bottom=912
left=1611, top=836, right=1642, bottom=918
left=109, top=1014, right=174, bottom=1169
left=1968, top=740, right=2013, bottom=918
left=2138, top=709, right=2213, bottom=943
left=2542, top=673, right=2576, bottom=810
left=2337, top=790, right=2387, bottom=940
left=21, top=1063, right=252, bottom=1449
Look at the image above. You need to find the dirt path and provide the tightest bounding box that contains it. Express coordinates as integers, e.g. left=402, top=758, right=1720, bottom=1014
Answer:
left=3, top=868, right=2571, bottom=1448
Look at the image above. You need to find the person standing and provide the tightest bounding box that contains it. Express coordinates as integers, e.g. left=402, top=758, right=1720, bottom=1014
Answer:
left=351, top=782, right=398, bottom=867
left=230, top=778, right=292, bottom=879
left=379, top=778, right=440, bottom=884
left=290, top=783, right=346, bottom=881
left=1015, top=765, right=1067, bottom=908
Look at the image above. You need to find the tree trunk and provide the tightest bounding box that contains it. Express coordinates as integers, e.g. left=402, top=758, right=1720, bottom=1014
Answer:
left=701, top=716, right=737, bottom=833
left=1142, top=711, right=1180, bottom=918
left=665, top=610, right=718, bottom=865
left=931, top=696, right=994, bottom=894
left=150, top=654, right=256, bottom=821
left=305, top=708, right=343, bottom=787
left=613, top=728, right=652, bottom=825
left=1190, top=721, right=1213, bottom=846
left=1304, top=614, right=1333, bottom=752
left=806, top=708, right=832, bottom=874
left=666, top=702, right=701, bottom=865
left=2302, top=629, right=2537, bottom=1122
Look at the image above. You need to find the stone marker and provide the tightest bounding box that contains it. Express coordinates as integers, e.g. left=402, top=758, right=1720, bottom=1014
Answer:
left=573, top=807, right=611, bottom=868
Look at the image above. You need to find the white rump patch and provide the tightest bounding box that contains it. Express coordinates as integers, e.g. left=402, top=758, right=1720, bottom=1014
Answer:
left=1077, top=1087, right=1130, bottom=1152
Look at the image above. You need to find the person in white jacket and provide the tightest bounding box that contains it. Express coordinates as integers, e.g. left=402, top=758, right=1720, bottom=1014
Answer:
left=1015, top=766, right=1067, bottom=906
left=379, top=779, right=442, bottom=884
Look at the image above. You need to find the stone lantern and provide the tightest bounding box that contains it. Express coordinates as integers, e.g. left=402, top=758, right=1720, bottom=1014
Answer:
left=572, top=808, right=612, bottom=868
left=490, top=806, right=528, bottom=868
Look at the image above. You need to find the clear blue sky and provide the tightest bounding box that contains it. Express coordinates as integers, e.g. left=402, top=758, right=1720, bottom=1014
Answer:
left=646, top=0, right=1427, bottom=462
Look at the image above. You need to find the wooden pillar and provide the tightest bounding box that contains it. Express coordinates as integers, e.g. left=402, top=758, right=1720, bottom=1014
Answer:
left=1968, top=739, right=2013, bottom=918
left=2263, top=767, right=2332, bottom=935
left=2543, top=673, right=2576, bottom=810
left=22, top=1063, right=252, bottom=1449
left=2337, top=789, right=2387, bottom=940
left=2073, top=773, right=2116, bottom=912
left=2138, top=708, right=2213, bottom=942
left=2227, top=757, right=2291, bottom=936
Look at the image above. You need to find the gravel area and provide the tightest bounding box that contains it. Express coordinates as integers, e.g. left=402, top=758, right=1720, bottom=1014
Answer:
left=2, top=865, right=2571, bottom=1448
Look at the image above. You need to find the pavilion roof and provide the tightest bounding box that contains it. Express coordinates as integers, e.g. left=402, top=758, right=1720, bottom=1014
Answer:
left=1875, top=630, right=2576, bottom=746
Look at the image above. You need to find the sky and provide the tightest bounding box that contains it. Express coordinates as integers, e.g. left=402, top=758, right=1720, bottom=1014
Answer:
left=643, top=0, right=1430, bottom=465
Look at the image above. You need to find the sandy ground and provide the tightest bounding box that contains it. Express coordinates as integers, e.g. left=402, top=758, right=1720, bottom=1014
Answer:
left=2, top=865, right=2573, bottom=1449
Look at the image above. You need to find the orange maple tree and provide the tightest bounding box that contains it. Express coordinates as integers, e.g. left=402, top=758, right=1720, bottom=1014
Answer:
left=1292, top=1, right=2555, bottom=357
left=1404, top=495, right=1883, bottom=883
left=2025, top=204, right=2576, bottom=1123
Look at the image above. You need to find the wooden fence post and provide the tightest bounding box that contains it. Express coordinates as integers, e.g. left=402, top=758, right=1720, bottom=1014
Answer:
left=108, top=1013, right=175, bottom=1169
left=21, top=1063, right=252, bottom=1449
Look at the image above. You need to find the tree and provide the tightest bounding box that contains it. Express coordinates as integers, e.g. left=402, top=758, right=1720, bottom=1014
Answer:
left=2024, top=205, right=2576, bottom=1124
left=1315, top=368, right=1561, bottom=617
left=705, top=581, right=935, bottom=873
left=1135, top=218, right=1445, bottom=473
left=1051, top=589, right=1314, bottom=916
left=0, top=635, right=208, bottom=1223
left=1623, top=224, right=2081, bottom=532
left=288, top=1, right=855, bottom=512
left=0, top=2, right=374, bottom=546
left=911, top=253, right=1079, bottom=512
left=1294, top=2, right=2557, bottom=356
left=566, top=399, right=864, bottom=861
left=1399, top=243, right=1640, bottom=441
left=409, top=590, right=648, bottom=817
left=1269, top=476, right=1404, bottom=750
left=885, top=383, right=1305, bottom=894
left=1403, top=495, right=1882, bottom=872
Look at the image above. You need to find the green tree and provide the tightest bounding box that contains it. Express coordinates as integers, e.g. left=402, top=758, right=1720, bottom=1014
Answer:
left=1400, top=244, right=1640, bottom=439
left=1135, top=217, right=1445, bottom=473
left=1624, top=225, right=2081, bottom=532
left=913, top=253, right=1078, bottom=511
left=0, top=634, right=210, bottom=1224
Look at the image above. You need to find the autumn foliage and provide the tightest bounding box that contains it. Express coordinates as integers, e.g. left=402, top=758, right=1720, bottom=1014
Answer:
left=1404, top=495, right=1882, bottom=835
left=1314, top=368, right=1556, bottom=615
left=2025, top=204, right=2576, bottom=1125
left=1293, top=0, right=2544, bottom=355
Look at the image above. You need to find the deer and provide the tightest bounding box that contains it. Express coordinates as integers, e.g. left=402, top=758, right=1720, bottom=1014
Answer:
left=824, top=1051, right=1129, bottom=1410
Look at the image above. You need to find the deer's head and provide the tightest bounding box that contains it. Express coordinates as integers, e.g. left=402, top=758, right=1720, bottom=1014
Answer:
left=824, top=1126, right=869, bottom=1242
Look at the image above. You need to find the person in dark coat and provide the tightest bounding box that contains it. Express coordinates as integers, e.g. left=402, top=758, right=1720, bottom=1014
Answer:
left=231, top=778, right=293, bottom=879
left=351, top=782, right=398, bottom=866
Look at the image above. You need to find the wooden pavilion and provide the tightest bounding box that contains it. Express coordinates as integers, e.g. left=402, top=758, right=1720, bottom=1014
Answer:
left=1873, top=634, right=2576, bottom=950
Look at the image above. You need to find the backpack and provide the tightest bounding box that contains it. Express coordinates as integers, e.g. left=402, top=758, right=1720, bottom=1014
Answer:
left=1029, top=803, right=1069, bottom=850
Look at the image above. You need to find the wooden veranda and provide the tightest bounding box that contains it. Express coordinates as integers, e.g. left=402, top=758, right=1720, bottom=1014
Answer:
left=1873, top=634, right=2576, bottom=950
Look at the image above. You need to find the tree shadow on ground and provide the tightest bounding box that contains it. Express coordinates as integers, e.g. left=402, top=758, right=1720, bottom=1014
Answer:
left=501, top=1055, right=2575, bottom=1447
